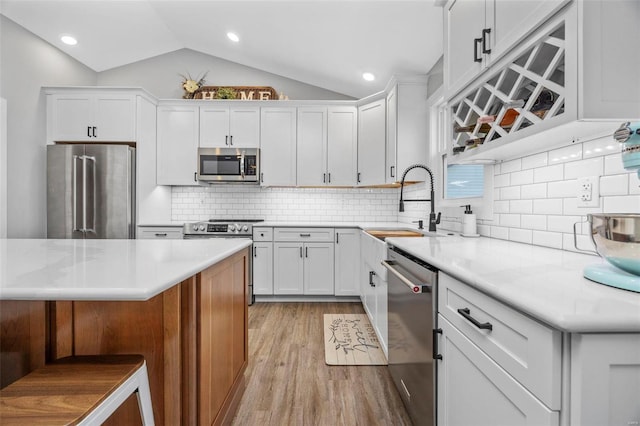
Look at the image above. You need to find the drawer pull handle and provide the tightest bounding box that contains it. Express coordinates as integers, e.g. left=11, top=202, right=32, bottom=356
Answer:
left=369, top=270, right=376, bottom=287
left=154, top=233, right=167, bottom=237
left=433, top=328, right=443, bottom=360
left=457, top=308, right=493, bottom=331
left=300, top=233, right=311, bottom=237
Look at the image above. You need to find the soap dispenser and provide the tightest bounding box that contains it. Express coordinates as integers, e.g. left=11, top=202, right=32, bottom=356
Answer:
left=460, top=205, right=479, bottom=237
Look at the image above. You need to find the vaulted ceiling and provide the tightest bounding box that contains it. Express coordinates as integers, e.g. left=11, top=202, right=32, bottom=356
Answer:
left=1, top=0, right=443, bottom=98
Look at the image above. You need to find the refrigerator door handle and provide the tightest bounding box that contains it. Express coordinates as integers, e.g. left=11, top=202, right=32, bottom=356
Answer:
left=82, top=155, right=97, bottom=234
left=72, top=155, right=82, bottom=232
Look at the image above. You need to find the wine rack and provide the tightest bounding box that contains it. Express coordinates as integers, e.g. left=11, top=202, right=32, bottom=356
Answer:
left=450, top=21, right=566, bottom=158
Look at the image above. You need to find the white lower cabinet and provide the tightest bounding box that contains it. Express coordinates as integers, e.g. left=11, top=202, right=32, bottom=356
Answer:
left=273, top=228, right=335, bottom=295
left=570, top=334, right=640, bottom=426
left=334, top=229, right=360, bottom=296
left=359, top=231, right=388, bottom=356
left=137, top=226, right=183, bottom=239
left=437, top=315, right=559, bottom=426
left=252, top=242, right=273, bottom=295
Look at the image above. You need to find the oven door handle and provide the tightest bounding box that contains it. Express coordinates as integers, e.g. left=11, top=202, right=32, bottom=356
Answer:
left=240, top=153, right=245, bottom=179
left=382, top=260, right=431, bottom=294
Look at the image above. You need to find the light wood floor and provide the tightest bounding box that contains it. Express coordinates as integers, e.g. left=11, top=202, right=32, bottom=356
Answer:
left=231, top=302, right=412, bottom=426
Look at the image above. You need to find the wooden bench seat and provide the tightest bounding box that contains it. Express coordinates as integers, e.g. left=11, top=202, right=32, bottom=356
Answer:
left=0, top=354, right=154, bottom=425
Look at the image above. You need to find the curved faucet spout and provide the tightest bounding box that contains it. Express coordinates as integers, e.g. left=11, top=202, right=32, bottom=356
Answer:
left=399, top=164, right=441, bottom=232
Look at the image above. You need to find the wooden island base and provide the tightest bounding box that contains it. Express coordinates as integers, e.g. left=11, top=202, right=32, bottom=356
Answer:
left=0, top=248, right=249, bottom=426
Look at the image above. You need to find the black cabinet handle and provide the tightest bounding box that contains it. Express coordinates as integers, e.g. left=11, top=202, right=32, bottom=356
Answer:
left=300, top=247, right=303, bottom=258
left=369, top=271, right=376, bottom=287
left=336, top=233, right=339, bottom=244
left=357, top=172, right=361, bottom=183
left=253, top=246, right=257, bottom=257
left=229, top=135, right=233, bottom=145
left=474, top=38, right=482, bottom=63
left=328, top=173, right=331, bottom=183
left=194, top=172, right=197, bottom=182
left=154, top=233, right=167, bottom=237
left=92, top=127, right=97, bottom=138
left=457, top=308, right=493, bottom=330
left=260, top=172, right=264, bottom=183
left=323, top=173, right=326, bottom=183
left=305, top=247, right=308, bottom=258
left=390, top=166, right=395, bottom=178
left=433, top=328, right=443, bottom=360
left=225, top=135, right=229, bottom=145
left=482, top=28, right=491, bottom=54
left=87, top=126, right=92, bottom=138
left=300, top=233, right=311, bottom=237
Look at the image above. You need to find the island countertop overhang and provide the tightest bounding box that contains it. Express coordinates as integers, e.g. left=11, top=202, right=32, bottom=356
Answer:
left=0, top=238, right=252, bottom=301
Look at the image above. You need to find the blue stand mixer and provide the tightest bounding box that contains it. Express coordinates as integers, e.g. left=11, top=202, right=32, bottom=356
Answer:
left=576, top=122, right=640, bottom=293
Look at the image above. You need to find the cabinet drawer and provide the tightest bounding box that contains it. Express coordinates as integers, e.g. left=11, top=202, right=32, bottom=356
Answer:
left=252, top=227, right=273, bottom=242
left=138, top=227, right=183, bottom=239
left=438, top=273, right=561, bottom=410
left=273, top=227, right=335, bottom=242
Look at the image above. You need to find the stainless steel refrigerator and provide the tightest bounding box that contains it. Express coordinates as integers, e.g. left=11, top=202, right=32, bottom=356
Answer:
left=47, top=144, right=135, bottom=239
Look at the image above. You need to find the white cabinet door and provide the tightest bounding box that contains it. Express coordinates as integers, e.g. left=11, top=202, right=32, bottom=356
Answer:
left=260, top=108, right=297, bottom=186
left=303, top=242, right=334, bottom=295
left=445, top=0, right=487, bottom=96
left=229, top=107, right=260, bottom=148
left=199, top=106, right=229, bottom=147
left=437, top=315, right=559, bottom=426
left=357, top=99, right=386, bottom=186
left=47, top=93, right=135, bottom=142
left=385, top=87, right=398, bottom=184
left=327, top=106, right=357, bottom=186
left=156, top=105, right=199, bottom=186
left=570, top=334, right=640, bottom=426
left=199, top=106, right=259, bottom=148
left=334, top=229, right=360, bottom=296
left=297, top=107, right=327, bottom=186
left=252, top=242, right=274, bottom=295
left=273, top=242, right=304, bottom=294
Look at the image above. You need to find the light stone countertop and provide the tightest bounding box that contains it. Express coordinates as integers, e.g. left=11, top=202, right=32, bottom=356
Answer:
left=385, top=235, right=640, bottom=333
left=0, top=238, right=251, bottom=301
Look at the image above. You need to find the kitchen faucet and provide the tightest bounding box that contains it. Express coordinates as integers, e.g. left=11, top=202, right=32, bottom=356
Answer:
left=398, top=164, right=441, bottom=232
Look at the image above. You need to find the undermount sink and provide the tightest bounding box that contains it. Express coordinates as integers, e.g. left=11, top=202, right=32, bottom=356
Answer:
left=365, top=228, right=454, bottom=242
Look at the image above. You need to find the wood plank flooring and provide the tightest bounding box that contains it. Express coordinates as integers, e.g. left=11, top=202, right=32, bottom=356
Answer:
left=231, top=302, right=412, bottom=426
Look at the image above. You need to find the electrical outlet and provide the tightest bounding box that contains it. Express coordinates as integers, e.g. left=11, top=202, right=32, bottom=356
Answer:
left=577, top=176, right=599, bottom=207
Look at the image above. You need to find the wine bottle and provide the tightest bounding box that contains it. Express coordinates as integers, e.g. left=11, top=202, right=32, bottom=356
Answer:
left=454, top=122, right=493, bottom=134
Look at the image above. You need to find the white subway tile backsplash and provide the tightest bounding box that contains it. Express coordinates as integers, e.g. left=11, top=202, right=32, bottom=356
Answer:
left=521, top=214, right=547, bottom=230
left=521, top=183, right=547, bottom=199
left=562, top=198, right=602, bottom=216
left=547, top=179, right=577, bottom=198
left=604, top=153, right=628, bottom=175
left=500, top=214, right=521, bottom=227
left=491, top=226, right=509, bottom=240
left=494, top=200, right=510, bottom=213
left=501, top=186, right=521, bottom=200
left=509, top=200, right=533, bottom=214
left=501, top=158, right=522, bottom=174
left=600, top=174, right=629, bottom=196
left=603, top=195, right=640, bottom=213
left=534, top=164, right=564, bottom=183
left=533, top=198, right=563, bottom=215
left=630, top=175, right=640, bottom=194
left=532, top=231, right=563, bottom=249
left=548, top=144, right=582, bottom=165
left=509, top=228, right=532, bottom=244
left=521, top=152, right=548, bottom=170
left=510, top=169, right=534, bottom=186
left=564, top=157, right=604, bottom=179
left=547, top=215, right=581, bottom=233
left=494, top=173, right=511, bottom=188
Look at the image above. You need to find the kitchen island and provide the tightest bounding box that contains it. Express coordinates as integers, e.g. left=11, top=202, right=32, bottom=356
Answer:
left=0, top=238, right=252, bottom=426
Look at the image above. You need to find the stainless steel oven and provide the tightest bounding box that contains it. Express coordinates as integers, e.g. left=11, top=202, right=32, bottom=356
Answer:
left=183, top=219, right=264, bottom=305
left=197, top=148, right=259, bottom=183
left=382, top=244, right=438, bottom=426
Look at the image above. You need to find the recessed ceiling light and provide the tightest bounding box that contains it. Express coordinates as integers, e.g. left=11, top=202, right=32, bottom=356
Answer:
left=362, top=72, right=375, bottom=82
left=60, top=35, right=77, bottom=46
left=227, top=32, right=240, bottom=43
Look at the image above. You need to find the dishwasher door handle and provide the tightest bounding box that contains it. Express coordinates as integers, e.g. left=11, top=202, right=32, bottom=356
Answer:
left=382, top=260, right=431, bottom=294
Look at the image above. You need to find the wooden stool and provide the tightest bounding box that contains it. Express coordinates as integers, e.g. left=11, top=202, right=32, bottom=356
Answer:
left=0, top=354, right=154, bottom=425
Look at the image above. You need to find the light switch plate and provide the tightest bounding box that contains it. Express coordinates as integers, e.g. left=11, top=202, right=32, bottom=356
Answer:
left=577, top=176, right=599, bottom=207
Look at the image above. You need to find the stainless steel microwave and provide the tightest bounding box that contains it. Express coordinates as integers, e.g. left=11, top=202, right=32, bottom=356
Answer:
left=197, top=148, right=259, bottom=183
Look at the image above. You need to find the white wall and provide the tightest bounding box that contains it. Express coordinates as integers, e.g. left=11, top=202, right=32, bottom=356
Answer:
left=97, top=48, right=355, bottom=101
left=0, top=16, right=97, bottom=238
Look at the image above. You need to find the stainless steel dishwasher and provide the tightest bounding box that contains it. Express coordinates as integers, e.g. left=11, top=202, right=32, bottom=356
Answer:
left=382, top=244, right=438, bottom=426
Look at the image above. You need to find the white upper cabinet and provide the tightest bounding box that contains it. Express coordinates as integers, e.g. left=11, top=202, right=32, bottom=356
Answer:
left=260, top=107, right=297, bottom=186
left=447, top=0, right=640, bottom=163
left=156, top=105, right=199, bottom=186
left=445, top=0, right=569, bottom=98
left=199, top=104, right=259, bottom=148
left=386, top=80, right=429, bottom=184
left=357, top=98, right=386, bottom=186
left=46, top=92, right=136, bottom=143
left=297, top=106, right=358, bottom=186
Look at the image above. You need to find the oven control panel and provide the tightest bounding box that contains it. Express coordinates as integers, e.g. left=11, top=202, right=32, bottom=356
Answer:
left=183, top=220, right=262, bottom=237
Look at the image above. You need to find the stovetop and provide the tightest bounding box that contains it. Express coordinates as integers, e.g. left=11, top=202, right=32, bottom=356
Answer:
left=183, top=219, right=264, bottom=236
